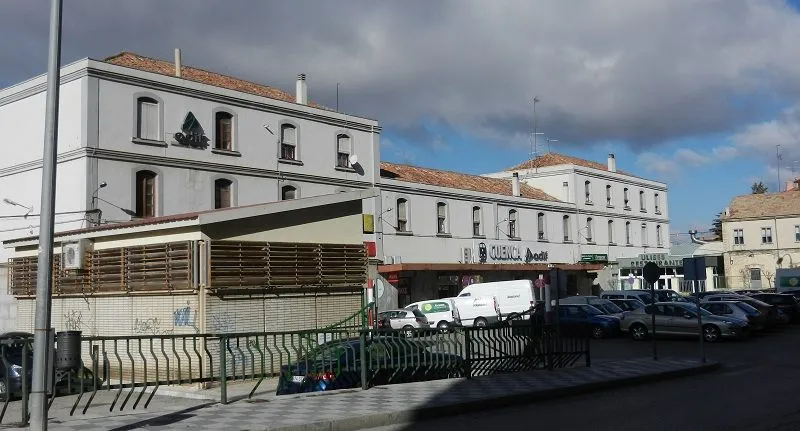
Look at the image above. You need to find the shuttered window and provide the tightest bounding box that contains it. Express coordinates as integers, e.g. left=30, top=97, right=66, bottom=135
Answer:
left=215, top=112, right=233, bottom=150
left=215, top=179, right=232, bottom=209
left=336, top=134, right=350, bottom=167
left=136, top=97, right=159, bottom=141
left=135, top=170, right=157, bottom=218
left=281, top=124, right=297, bottom=160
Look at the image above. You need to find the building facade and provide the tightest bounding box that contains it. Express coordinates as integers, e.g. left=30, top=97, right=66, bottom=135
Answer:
left=722, top=182, right=800, bottom=290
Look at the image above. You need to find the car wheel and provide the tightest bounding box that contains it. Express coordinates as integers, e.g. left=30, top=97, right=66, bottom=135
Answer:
left=402, top=325, right=414, bottom=338
left=591, top=325, right=605, bottom=339
left=630, top=323, right=648, bottom=341
left=474, top=317, right=488, bottom=328
left=703, top=325, right=721, bottom=342
left=437, top=321, right=450, bottom=331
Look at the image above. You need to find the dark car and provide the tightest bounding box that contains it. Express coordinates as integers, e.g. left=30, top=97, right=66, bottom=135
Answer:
left=0, top=333, right=33, bottom=399
left=749, top=294, right=800, bottom=323
left=276, top=337, right=463, bottom=395
left=557, top=304, right=620, bottom=339
left=702, top=301, right=767, bottom=331
left=610, top=299, right=646, bottom=312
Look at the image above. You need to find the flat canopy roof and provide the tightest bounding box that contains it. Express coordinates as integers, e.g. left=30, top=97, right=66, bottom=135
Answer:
left=378, top=263, right=604, bottom=273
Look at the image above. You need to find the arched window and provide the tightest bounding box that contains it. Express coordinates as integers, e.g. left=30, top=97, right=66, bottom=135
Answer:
left=639, top=190, right=646, bottom=211
left=606, top=184, right=612, bottom=206
left=656, top=224, right=663, bottom=246
left=586, top=217, right=593, bottom=242
left=608, top=220, right=615, bottom=244
left=214, top=178, right=232, bottom=209
left=508, top=209, right=518, bottom=238
left=472, top=206, right=482, bottom=236
left=336, top=134, right=351, bottom=168
left=563, top=215, right=571, bottom=242
left=584, top=180, right=592, bottom=204
left=215, top=111, right=233, bottom=150
left=281, top=185, right=297, bottom=200
left=641, top=223, right=648, bottom=246
left=397, top=198, right=408, bottom=232
left=135, top=170, right=157, bottom=218
left=280, top=124, right=297, bottom=160
left=625, top=221, right=632, bottom=245
left=136, top=97, right=159, bottom=141
left=537, top=212, right=546, bottom=240
left=436, top=202, right=448, bottom=234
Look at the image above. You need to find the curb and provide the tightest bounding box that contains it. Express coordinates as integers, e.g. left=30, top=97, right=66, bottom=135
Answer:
left=268, top=361, right=721, bottom=431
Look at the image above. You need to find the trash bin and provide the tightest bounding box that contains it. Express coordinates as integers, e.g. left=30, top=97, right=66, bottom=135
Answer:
left=55, top=331, right=82, bottom=371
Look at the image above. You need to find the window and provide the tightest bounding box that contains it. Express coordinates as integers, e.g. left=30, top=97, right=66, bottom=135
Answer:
left=584, top=180, right=592, bottom=204
left=508, top=210, right=518, bottom=238
left=761, top=227, right=773, bottom=244
left=336, top=134, right=351, bottom=168
left=750, top=268, right=761, bottom=282
left=472, top=206, right=481, bottom=236
left=397, top=199, right=409, bottom=232
left=280, top=124, right=297, bottom=160
left=281, top=185, right=297, bottom=200
left=436, top=202, right=448, bottom=234
left=136, top=97, right=159, bottom=141
left=795, top=225, right=800, bottom=242
left=639, top=190, right=646, bottom=211
left=563, top=215, right=571, bottom=242
left=585, top=217, right=593, bottom=242
left=135, top=170, right=157, bottom=218
left=608, top=220, right=615, bottom=244
left=537, top=212, right=546, bottom=240
left=214, top=111, right=233, bottom=150
left=214, top=179, right=232, bottom=209
left=606, top=185, right=612, bottom=206
left=623, top=188, right=630, bottom=208
left=733, top=229, right=744, bottom=245
left=625, top=221, right=631, bottom=245
left=654, top=193, right=661, bottom=213
left=656, top=224, right=663, bottom=247
left=641, top=223, right=648, bottom=246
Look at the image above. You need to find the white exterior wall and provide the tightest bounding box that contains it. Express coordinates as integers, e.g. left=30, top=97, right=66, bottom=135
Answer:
left=724, top=216, right=800, bottom=289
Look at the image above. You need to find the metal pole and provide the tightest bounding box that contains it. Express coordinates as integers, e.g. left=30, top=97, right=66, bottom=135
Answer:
left=650, top=281, right=657, bottom=361
left=31, top=1, right=63, bottom=429
left=695, top=280, right=706, bottom=363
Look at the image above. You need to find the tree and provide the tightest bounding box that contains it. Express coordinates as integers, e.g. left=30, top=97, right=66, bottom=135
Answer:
left=751, top=181, right=768, bottom=194
left=710, top=211, right=723, bottom=239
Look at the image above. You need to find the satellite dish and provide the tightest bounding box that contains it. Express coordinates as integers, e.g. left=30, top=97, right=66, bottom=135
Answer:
left=348, top=154, right=359, bottom=166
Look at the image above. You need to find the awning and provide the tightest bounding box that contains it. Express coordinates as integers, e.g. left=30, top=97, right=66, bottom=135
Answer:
left=377, top=262, right=605, bottom=273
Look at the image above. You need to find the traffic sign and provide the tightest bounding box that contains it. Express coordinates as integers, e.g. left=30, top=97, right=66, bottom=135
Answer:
left=642, top=262, right=661, bottom=285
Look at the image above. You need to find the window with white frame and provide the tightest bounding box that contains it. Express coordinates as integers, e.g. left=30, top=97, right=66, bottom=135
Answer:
left=214, top=178, right=232, bottom=209
left=623, top=188, right=630, bottom=208
left=656, top=224, right=663, bottom=246
left=795, top=225, right=800, bottom=242
left=585, top=180, right=592, bottom=204
left=606, top=185, right=612, bottom=206
left=215, top=111, right=233, bottom=151
left=472, top=206, right=481, bottom=236
left=280, top=124, right=297, bottom=160
left=537, top=212, right=546, bottom=240
left=563, top=215, right=571, bottom=242
left=437, top=202, right=448, bottom=234
left=639, top=190, right=646, bottom=211
left=508, top=210, right=518, bottom=238
left=608, top=220, right=615, bottom=244
left=761, top=227, right=773, bottom=244
left=397, top=198, right=408, bottom=232
left=336, top=134, right=351, bottom=168
left=641, top=223, right=648, bottom=246
left=136, top=97, right=160, bottom=141
left=654, top=193, right=661, bottom=213
left=281, top=185, right=297, bottom=200
left=625, top=221, right=631, bottom=245
left=135, top=170, right=157, bottom=218
left=734, top=228, right=744, bottom=245
left=585, top=217, right=593, bottom=242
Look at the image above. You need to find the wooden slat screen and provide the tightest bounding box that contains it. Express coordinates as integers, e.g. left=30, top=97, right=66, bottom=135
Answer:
left=209, top=241, right=367, bottom=294
left=8, top=241, right=193, bottom=296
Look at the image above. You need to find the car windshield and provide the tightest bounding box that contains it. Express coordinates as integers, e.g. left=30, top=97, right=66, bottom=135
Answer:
left=638, top=293, right=654, bottom=303
left=596, top=302, right=623, bottom=314
left=681, top=304, right=714, bottom=316
left=580, top=305, right=604, bottom=315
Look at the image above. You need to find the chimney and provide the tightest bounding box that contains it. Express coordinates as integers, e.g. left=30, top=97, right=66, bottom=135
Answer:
left=174, top=48, right=182, bottom=78
left=607, top=153, right=616, bottom=173
left=511, top=172, right=521, bottom=197
left=296, top=74, right=308, bottom=104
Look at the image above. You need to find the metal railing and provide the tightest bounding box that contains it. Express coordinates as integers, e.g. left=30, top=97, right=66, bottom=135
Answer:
left=0, top=323, right=589, bottom=426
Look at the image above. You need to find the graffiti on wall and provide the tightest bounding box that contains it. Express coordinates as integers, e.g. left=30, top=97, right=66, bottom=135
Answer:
left=132, top=317, right=173, bottom=335
left=209, top=312, right=236, bottom=333
left=63, top=310, right=85, bottom=331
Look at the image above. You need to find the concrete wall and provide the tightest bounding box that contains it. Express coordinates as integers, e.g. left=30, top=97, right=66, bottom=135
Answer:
left=723, top=216, right=800, bottom=289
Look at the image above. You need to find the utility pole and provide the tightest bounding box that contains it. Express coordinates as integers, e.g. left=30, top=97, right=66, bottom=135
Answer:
left=31, top=0, right=62, bottom=429
left=532, top=96, right=539, bottom=171
left=777, top=145, right=782, bottom=192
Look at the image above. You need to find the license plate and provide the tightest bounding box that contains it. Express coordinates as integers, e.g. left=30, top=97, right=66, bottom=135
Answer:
left=291, top=376, right=305, bottom=383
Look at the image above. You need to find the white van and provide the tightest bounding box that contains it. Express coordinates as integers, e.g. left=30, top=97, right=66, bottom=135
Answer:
left=449, top=295, right=501, bottom=327
left=405, top=299, right=460, bottom=329
left=457, top=280, right=535, bottom=317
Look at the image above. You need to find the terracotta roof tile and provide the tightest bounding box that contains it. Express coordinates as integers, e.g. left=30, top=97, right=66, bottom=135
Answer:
left=103, top=52, right=327, bottom=109
left=508, top=152, right=629, bottom=175
left=380, top=162, right=560, bottom=201
left=724, top=190, right=800, bottom=220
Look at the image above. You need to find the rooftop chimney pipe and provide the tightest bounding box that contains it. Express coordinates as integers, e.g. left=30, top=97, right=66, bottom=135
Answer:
left=511, top=172, right=521, bottom=197
left=174, top=48, right=182, bottom=78
left=296, top=74, right=307, bottom=105
left=608, top=153, right=616, bottom=173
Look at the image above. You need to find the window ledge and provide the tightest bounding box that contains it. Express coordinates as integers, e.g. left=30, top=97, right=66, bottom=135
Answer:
left=609, top=242, right=617, bottom=246
left=606, top=204, right=614, bottom=208
left=211, top=148, right=242, bottom=157
left=395, top=231, right=414, bottom=236
left=472, top=235, right=486, bottom=239
left=508, top=237, right=521, bottom=241
left=132, top=137, right=168, bottom=148
left=624, top=206, right=631, bottom=211
left=625, top=243, right=634, bottom=247
left=655, top=211, right=662, bottom=215
left=335, top=166, right=356, bottom=173
left=640, top=209, right=647, bottom=213
left=563, top=240, right=573, bottom=244
left=586, top=241, right=596, bottom=245
left=538, top=237, right=548, bottom=243
left=436, top=233, right=453, bottom=238
left=585, top=201, right=594, bottom=206
left=279, top=158, right=304, bottom=166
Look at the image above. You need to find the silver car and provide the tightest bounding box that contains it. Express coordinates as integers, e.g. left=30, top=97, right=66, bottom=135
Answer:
left=620, top=302, right=749, bottom=342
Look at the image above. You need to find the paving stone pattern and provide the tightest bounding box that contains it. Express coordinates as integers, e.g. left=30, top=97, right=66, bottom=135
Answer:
left=26, top=358, right=711, bottom=431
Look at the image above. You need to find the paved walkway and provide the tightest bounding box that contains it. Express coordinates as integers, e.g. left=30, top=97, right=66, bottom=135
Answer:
left=13, top=358, right=719, bottom=431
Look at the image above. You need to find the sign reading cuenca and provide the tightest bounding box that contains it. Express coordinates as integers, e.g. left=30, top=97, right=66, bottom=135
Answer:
left=478, top=242, right=548, bottom=264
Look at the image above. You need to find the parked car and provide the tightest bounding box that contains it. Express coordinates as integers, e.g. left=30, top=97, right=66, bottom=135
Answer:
left=559, top=296, right=625, bottom=320
left=748, top=294, right=800, bottom=323
left=376, top=309, right=430, bottom=337
left=0, top=333, right=33, bottom=399
left=610, top=299, right=646, bottom=312
left=701, top=301, right=767, bottom=331
left=600, top=290, right=655, bottom=305
left=653, top=289, right=683, bottom=302
left=405, top=299, right=460, bottom=330
left=702, top=295, right=782, bottom=328
left=457, top=280, right=535, bottom=318
left=620, top=302, right=749, bottom=342
left=276, top=337, right=463, bottom=395
left=557, top=304, right=620, bottom=339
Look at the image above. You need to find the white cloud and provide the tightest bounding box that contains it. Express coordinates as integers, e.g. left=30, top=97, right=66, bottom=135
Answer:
left=636, top=147, right=713, bottom=180
left=731, top=103, right=800, bottom=188
left=712, top=146, right=740, bottom=160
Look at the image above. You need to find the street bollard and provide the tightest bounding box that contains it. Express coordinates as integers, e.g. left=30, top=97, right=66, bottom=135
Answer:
left=219, top=336, right=228, bottom=405
left=360, top=331, right=368, bottom=389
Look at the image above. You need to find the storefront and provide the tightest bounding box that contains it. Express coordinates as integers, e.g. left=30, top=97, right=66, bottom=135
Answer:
left=616, top=251, right=723, bottom=292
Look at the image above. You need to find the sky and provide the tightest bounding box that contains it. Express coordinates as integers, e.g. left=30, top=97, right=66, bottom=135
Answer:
left=3, top=0, right=800, bottom=245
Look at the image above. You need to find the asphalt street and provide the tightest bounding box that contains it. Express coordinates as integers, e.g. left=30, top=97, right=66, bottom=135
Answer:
left=368, top=326, right=800, bottom=431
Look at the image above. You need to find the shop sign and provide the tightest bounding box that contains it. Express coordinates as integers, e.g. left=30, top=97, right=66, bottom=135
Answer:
left=619, top=252, right=683, bottom=269
left=580, top=253, right=608, bottom=263
left=173, top=112, right=209, bottom=148
left=477, top=242, right=548, bottom=264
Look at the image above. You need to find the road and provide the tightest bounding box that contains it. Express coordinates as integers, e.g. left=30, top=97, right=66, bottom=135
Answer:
left=368, top=326, right=800, bottom=431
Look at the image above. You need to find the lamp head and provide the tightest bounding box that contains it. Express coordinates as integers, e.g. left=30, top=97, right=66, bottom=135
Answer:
left=99, top=181, right=107, bottom=188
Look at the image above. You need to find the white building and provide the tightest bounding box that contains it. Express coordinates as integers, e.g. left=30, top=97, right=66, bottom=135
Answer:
left=722, top=179, right=800, bottom=290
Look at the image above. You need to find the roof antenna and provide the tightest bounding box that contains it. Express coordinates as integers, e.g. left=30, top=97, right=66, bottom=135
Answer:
left=336, top=83, right=340, bottom=112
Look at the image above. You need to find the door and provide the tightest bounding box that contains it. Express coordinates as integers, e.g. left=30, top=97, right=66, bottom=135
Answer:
left=750, top=268, right=762, bottom=289
left=646, top=304, right=677, bottom=334
left=670, top=304, right=700, bottom=335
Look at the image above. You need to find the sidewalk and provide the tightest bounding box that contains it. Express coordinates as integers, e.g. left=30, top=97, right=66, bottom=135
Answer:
left=27, top=357, right=719, bottom=430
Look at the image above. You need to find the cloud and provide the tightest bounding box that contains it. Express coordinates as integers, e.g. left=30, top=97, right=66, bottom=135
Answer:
left=674, top=148, right=710, bottom=166
left=636, top=147, right=713, bottom=180
left=731, top=103, right=800, bottom=187
left=3, top=0, right=800, bottom=151
left=712, top=146, right=740, bottom=160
